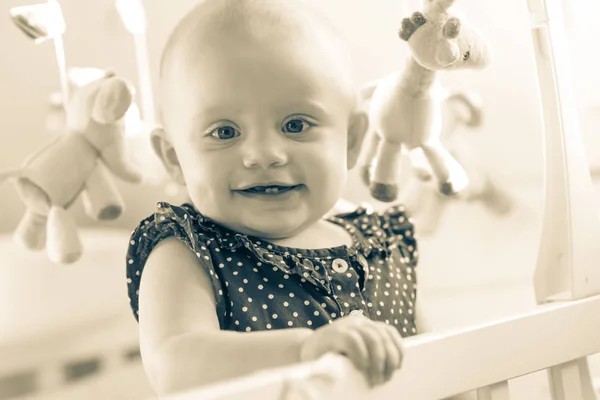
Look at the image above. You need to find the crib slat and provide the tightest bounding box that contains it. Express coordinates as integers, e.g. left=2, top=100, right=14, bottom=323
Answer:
left=476, top=381, right=510, bottom=400
left=548, top=358, right=598, bottom=400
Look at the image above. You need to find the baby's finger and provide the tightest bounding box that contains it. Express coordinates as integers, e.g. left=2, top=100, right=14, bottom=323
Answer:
left=356, top=325, right=387, bottom=387
left=380, top=324, right=403, bottom=381
left=336, top=329, right=370, bottom=373
left=384, top=323, right=405, bottom=366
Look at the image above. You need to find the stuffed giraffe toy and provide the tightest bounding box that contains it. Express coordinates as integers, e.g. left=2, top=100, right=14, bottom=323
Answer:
left=360, top=0, right=491, bottom=202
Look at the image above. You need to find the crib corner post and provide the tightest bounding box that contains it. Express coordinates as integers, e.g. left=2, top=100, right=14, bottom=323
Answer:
left=527, top=0, right=600, bottom=304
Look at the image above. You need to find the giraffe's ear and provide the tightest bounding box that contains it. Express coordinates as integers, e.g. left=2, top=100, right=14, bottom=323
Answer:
left=442, top=17, right=461, bottom=38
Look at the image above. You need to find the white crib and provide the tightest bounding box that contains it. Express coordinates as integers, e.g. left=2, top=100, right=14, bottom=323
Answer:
left=0, top=228, right=148, bottom=400
left=157, top=0, right=600, bottom=399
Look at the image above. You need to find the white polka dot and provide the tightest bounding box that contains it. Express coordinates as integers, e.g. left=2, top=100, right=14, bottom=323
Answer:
left=350, top=293, right=355, bottom=298
left=266, top=324, right=272, bottom=329
left=247, top=297, right=253, bottom=302
left=242, top=306, right=248, bottom=312
left=287, top=321, right=293, bottom=326
left=252, top=316, right=258, bottom=322
left=314, top=311, right=320, bottom=316
left=377, top=310, right=382, bottom=316
left=262, top=304, right=268, bottom=309
left=283, top=274, right=289, bottom=279
left=243, top=279, right=249, bottom=284
left=331, top=313, right=337, bottom=318
left=307, top=320, right=312, bottom=326
left=304, top=300, right=310, bottom=306
left=227, top=257, right=232, bottom=262
left=293, top=312, right=299, bottom=317
left=246, top=327, right=252, bottom=332
left=238, top=288, right=244, bottom=292
left=289, top=293, right=295, bottom=298
left=128, top=259, right=134, bottom=265
left=283, top=301, right=289, bottom=307
left=272, top=314, right=278, bottom=319
left=218, top=290, right=223, bottom=295
left=235, top=320, right=240, bottom=325
left=237, top=262, right=243, bottom=266
left=268, top=294, right=274, bottom=299
left=278, top=284, right=284, bottom=289
left=233, top=271, right=239, bottom=276
left=127, top=278, right=132, bottom=284
left=135, top=270, right=140, bottom=276
left=258, top=285, right=264, bottom=290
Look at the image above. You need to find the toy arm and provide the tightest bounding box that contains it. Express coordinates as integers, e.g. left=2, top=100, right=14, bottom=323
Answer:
left=81, top=161, right=125, bottom=220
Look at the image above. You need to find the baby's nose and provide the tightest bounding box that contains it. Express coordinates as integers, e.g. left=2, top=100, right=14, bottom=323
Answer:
left=242, top=138, right=289, bottom=169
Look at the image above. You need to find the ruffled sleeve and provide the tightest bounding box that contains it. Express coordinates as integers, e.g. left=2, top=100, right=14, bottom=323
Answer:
left=334, top=203, right=418, bottom=268
left=377, top=204, right=418, bottom=267
left=125, top=202, right=226, bottom=322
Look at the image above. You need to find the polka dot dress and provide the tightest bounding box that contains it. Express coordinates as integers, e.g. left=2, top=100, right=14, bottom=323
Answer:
left=126, top=202, right=419, bottom=337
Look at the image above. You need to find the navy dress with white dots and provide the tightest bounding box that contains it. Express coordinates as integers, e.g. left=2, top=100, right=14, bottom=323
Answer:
left=126, top=202, right=419, bottom=337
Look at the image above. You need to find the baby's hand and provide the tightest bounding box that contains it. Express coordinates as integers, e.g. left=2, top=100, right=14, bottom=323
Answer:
left=299, top=314, right=404, bottom=387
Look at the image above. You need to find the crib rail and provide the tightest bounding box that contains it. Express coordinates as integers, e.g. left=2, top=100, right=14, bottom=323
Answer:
left=158, top=294, right=600, bottom=400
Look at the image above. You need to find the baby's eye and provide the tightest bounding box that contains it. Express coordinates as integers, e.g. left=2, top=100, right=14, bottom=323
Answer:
left=462, top=50, right=470, bottom=61
left=283, top=118, right=313, bottom=134
left=211, top=126, right=239, bottom=140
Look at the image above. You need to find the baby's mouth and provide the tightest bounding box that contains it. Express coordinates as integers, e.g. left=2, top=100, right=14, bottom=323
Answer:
left=239, top=185, right=301, bottom=194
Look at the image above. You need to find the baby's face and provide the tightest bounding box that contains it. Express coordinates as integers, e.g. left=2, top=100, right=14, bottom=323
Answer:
left=162, top=34, right=358, bottom=239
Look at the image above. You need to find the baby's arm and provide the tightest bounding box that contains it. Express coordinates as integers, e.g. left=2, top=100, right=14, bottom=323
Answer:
left=138, top=237, right=313, bottom=396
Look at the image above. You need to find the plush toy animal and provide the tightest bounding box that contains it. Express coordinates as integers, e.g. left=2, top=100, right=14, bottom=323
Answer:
left=0, top=71, right=142, bottom=264
left=360, top=0, right=491, bottom=202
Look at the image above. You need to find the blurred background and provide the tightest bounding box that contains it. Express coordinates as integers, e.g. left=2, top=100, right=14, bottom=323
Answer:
left=0, top=0, right=599, bottom=399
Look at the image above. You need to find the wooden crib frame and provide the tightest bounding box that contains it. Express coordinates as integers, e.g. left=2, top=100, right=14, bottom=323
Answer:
left=159, top=0, right=600, bottom=399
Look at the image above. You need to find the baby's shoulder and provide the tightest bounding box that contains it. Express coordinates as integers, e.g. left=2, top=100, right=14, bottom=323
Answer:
left=330, top=202, right=418, bottom=265
left=332, top=202, right=415, bottom=237
left=126, top=202, right=224, bottom=321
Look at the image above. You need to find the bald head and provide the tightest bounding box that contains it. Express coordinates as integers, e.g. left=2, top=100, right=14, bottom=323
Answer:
left=158, top=0, right=356, bottom=112
left=160, top=0, right=342, bottom=75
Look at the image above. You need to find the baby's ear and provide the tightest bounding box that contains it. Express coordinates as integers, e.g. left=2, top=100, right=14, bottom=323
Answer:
left=150, top=127, right=186, bottom=185
left=347, top=110, right=369, bottom=170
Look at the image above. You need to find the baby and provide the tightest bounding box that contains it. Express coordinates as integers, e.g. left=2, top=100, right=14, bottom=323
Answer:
left=125, top=0, right=418, bottom=396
